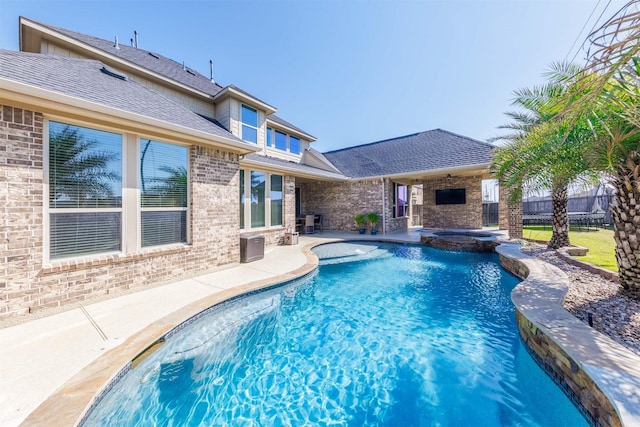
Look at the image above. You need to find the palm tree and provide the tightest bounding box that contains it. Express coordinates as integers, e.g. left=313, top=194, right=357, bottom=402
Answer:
left=141, top=165, right=188, bottom=207
left=491, top=63, right=595, bottom=249
left=563, top=1, right=640, bottom=297
left=49, top=125, right=120, bottom=207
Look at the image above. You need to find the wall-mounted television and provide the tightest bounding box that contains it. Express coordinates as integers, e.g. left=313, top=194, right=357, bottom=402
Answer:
left=435, top=188, right=466, bottom=205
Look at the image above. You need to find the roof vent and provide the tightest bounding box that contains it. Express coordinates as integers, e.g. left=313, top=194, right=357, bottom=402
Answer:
left=100, top=66, right=127, bottom=81
left=130, top=38, right=134, bottom=47
left=134, top=30, right=138, bottom=48
left=114, top=36, right=119, bottom=50
left=209, top=59, right=214, bottom=83
left=148, top=52, right=160, bottom=59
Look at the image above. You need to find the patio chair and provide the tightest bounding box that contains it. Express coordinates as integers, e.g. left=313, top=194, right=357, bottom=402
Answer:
left=314, top=214, right=324, bottom=233
left=305, top=215, right=314, bottom=234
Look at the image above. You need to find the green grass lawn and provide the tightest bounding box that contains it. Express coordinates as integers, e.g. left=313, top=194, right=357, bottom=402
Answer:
left=523, top=225, right=618, bottom=272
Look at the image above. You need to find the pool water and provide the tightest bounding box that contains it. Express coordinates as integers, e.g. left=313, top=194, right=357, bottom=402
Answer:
left=84, top=242, right=588, bottom=426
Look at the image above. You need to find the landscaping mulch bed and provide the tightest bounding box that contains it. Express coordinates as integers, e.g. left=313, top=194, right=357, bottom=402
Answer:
left=521, top=245, right=640, bottom=356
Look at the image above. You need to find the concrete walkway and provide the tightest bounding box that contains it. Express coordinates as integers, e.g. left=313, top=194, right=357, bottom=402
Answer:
left=0, top=230, right=421, bottom=426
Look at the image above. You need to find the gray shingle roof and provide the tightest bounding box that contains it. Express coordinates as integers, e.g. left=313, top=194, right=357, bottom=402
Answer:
left=25, top=19, right=316, bottom=143
left=267, top=114, right=315, bottom=140
left=31, top=19, right=224, bottom=97
left=323, top=129, right=494, bottom=178
left=0, top=50, right=245, bottom=143
left=244, top=154, right=346, bottom=180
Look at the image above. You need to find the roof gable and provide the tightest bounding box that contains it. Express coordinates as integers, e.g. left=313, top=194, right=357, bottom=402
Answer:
left=19, top=18, right=317, bottom=142
left=21, top=17, right=223, bottom=98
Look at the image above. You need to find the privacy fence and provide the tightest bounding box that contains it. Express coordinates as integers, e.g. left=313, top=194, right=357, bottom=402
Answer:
left=482, top=194, right=615, bottom=227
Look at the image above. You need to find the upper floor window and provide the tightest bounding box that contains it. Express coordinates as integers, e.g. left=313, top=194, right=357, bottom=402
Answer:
left=268, top=127, right=302, bottom=155
left=266, top=127, right=273, bottom=147
left=241, top=105, right=258, bottom=143
left=48, top=121, right=122, bottom=260
left=393, top=183, right=409, bottom=218
left=275, top=130, right=287, bottom=151
left=289, top=136, right=300, bottom=155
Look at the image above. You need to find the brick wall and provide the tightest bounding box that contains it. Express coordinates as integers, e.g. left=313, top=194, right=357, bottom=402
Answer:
left=421, top=175, right=483, bottom=229
left=298, top=179, right=383, bottom=231
left=0, top=105, right=248, bottom=317
left=1, top=106, right=44, bottom=313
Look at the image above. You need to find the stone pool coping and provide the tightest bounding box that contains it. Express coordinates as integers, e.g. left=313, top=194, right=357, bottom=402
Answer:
left=497, top=243, right=640, bottom=427
left=21, top=236, right=640, bottom=426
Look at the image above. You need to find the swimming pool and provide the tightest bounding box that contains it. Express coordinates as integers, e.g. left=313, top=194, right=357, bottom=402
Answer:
left=83, top=242, right=588, bottom=426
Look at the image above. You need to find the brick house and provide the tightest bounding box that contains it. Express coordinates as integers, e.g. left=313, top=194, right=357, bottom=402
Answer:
left=0, top=17, right=521, bottom=317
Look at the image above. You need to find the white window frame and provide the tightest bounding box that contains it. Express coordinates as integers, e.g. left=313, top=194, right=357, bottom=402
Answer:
left=240, top=104, right=258, bottom=144
left=43, top=117, right=191, bottom=264
left=137, top=137, right=191, bottom=249
left=289, top=135, right=300, bottom=155
left=266, top=127, right=273, bottom=147
left=239, top=169, right=284, bottom=230
left=44, top=119, right=125, bottom=262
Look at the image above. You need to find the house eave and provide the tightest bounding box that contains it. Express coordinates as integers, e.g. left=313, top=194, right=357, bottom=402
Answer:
left=0, top=77, right=260, bottom=155
left=240, top=157, right=347, bottom=181
left=213, top=86, right=277, bottom=115
left=266, top=119, right=316, bottom=142
left=351, top=163, right=492, bottom=182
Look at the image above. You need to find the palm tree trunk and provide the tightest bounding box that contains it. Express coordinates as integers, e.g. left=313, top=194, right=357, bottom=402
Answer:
left=611, top=153, right=640, bottom=299
left=548, top=184, right=570, bottom=249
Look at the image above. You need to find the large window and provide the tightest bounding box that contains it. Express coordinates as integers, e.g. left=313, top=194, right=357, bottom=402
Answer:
left=275, top=130, right=287, bottom=151
left=289, top=136, right=300, bottom=155
left=393, top=183, right=409, bottom=218
left=48, top=121, right=122, bottom=259
left=270, top=175, right=283, bottom=226
left=241, top=105, right=258, bottom=144
left=251, top=171, right=266, bottom=228
left=240, top=170, right=284, bottom=229
left=140, top=140, right=188, bottom=247
left=47, top=120, right=191, bottom=261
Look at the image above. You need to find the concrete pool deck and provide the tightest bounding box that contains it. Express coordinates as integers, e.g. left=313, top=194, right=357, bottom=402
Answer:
left=2, top=227, right=638, bottom=426
left=0, top=229, right=423, bottom=426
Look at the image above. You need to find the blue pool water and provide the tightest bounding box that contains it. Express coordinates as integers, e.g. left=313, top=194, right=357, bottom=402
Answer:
left=85, top=242, right=588, bottom=426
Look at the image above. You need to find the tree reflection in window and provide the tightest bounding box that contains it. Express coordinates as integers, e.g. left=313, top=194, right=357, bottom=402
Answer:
left=140, top=139, right=188, bottom=247
left=49, top=123, right=121, bottom=208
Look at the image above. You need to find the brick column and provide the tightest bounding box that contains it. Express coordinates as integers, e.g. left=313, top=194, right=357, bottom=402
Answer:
left=498, top=184, right=509, bottom=230
left=508, top=198, right=523, bottom=239
left=498, top=183, right=523, bottom=239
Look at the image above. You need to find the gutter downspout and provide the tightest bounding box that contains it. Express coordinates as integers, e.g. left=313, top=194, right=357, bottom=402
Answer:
left=381, top=177, right=386, bottom=235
